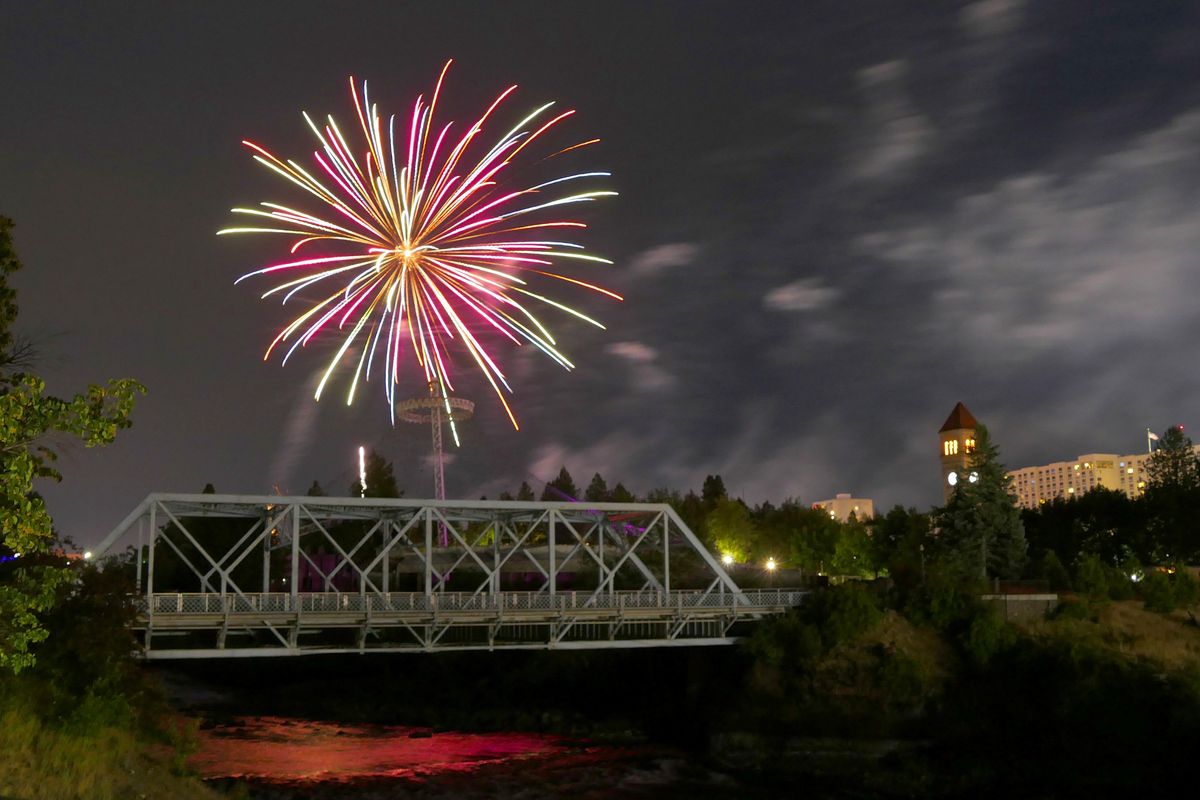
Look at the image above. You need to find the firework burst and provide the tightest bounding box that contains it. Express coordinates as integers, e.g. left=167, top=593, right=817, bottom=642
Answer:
left=220, top=61, right=618, bottom=439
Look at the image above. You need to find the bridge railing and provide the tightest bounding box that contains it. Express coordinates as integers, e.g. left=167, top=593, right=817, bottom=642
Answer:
left=144, top=589, right=805, bottom=616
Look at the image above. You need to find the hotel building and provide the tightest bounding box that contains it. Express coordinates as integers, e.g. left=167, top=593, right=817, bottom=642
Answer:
left=1007, top=445, right=1200, bottom=509
left=814, top=493, right=875, bottom=522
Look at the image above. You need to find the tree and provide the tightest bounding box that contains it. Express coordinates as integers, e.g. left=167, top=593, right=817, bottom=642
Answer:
left=1146, top=425, right=1200, bottom=492
left=1021, top=488, right=1148, bottom=566
left=1143, top=425, right=1200, bottom=562
left=0, top=216, right=144, bottom=672
left=609, top=482, right=635, bottom=503
left=830, top=516, right=877, bottom=578
left=706, top=498, right=755, bottom=563
left=540, top=466, right=578, bottom=501
left=935, top=424, right=1027, bottom=580
left=701, top=474, right=727, bottom=508
left=305, top=480, right=326, bottom=497
left=351, top=449, right=401, bottom=498
left=515, top=481, right=535, bottom=501
left=869, top=505, right=931, bottom=589
left=583, top=472, right=609, bottom=502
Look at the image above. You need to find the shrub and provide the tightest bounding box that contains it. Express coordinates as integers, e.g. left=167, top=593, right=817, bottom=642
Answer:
left=1105, top=566, right=1135, bottom=601
left=1074, top=553, right=1109, bottom=601
left=906, top=574, right=973, bottom=631
left=1142, top=571, right=1176, bottom=613
left=962, top=607, right=1017, bottom=665
left=1173, top=570, right=1199, bottom=609
left=1039, top=550, right=1072, bottom=592
left=811, top=582, right=884, bottom=649
left=877, top=651, right=927, bottom=708
left=1052, top=596, right=1092, bottom=621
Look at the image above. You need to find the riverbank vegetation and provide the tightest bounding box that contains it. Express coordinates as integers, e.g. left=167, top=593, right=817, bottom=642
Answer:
left=0, top=561, right=219, bottom=799
left=0, top=216, right=211, bottom=798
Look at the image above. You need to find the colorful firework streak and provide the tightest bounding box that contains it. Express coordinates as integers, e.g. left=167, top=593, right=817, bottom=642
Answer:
left=220, top=61, right=619, bottom=438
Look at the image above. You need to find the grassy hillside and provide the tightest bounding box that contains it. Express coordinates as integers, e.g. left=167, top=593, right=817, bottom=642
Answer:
left=0, top=706, right=219, bottom=800
left=1022, top=598, right=1200, bottom=668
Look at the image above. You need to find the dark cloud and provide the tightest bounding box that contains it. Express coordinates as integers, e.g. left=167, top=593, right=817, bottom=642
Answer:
left=3, top=1, right=1200, bottom=545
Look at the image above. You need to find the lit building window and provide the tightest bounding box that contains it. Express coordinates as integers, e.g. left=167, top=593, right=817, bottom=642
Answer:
left=943, top=440, right=959, bottom=456
left=965, top=438, right=976, bottom=453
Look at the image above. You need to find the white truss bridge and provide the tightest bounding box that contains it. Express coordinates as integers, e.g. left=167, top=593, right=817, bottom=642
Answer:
left=94, top=494, right=805, bottom=659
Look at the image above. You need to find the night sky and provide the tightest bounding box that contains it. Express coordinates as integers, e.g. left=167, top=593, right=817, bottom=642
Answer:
left=5, top=1, right=1200, bottom=547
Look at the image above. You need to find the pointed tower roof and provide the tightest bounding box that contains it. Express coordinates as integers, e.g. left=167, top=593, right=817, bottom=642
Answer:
left=939, top=402, right=978, bottom=433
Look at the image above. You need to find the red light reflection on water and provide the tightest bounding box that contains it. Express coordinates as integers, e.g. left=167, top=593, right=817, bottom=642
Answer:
left=190, top=717, right=578, bottom=783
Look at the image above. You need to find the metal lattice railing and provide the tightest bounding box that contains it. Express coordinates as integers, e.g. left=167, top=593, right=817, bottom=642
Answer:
left=143, top=589, right=805, bottom=616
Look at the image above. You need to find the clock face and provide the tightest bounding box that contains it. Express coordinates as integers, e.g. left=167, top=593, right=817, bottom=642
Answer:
left=947, top=471, right=958, bottom=486
left=968, top=471, right=979, bottom=484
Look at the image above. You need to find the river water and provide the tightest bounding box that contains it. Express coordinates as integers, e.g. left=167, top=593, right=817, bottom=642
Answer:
left=192, top=716, right=787, bottom=799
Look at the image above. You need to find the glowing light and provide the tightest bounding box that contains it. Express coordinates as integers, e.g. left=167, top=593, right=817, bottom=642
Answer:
left=721, top=553, right=734, bottom=566
left=83, top=551, right=93, bottom=560
left=765, top=558, right=777, bottom=572
left=222, top=62, right=619, bottom=428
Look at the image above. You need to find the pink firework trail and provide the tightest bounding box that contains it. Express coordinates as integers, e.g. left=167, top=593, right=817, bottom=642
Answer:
left=220, top=61, right=619, bottom=440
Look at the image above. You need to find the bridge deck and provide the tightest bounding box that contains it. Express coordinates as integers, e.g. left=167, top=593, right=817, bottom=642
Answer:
left=138, top=589, right=805, bottom=658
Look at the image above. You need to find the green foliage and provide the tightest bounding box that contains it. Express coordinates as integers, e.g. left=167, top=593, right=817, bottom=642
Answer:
left=1143, top=426, right=1200, bottom=563
left=829, top=519, right=876, bottom=578
left=1174, top=569, right=1200, bottom=609
left=877, top=651, right=927, bottom=706
left=936, top=632, right=1200, bottom=795
left=1038, top=550, right=1072, bottom=591
left=1141, top=570, right=1176, bottom=613
left=706, top=498, right=755, bottom=563
left=905, top=572, right=976, bottom=631
left=1073, top=553, right=1109, bottom=601
left=540, top=466, right=578, bottom=501
left=756, top=500, right=841, bottom=573
left=11, top=559, right=159, bottom=731
left=0, top=216, right=21, bottom=364
left=801, top=582, right=884, bottom=650
left=869, top=505, right=931, bottom=590
left=1022, top=489, right=1149, bottom=567
left=608, top=482, right=635, bottom=503
left=935, top=424, right=1026, bottom=580
left=1146, top=426, right=1200, bottom=493
left=1052, top=595, right=1093, bottom=621
left=0, top=216, right=143, bottom=673
left=583, top=472, right=609, bottom=502
left=962, top=606, right=1017, bottom=665
left=701, top=474, right=727, bottom=507
left=745, top=583, right=884, bottom=666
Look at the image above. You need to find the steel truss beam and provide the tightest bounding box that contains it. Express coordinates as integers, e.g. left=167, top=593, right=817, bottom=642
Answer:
left=93, top=494, right=804, bottom=658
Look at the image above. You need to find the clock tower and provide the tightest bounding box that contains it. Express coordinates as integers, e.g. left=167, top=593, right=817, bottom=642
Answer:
left=939, top=402, right=978, bottom=503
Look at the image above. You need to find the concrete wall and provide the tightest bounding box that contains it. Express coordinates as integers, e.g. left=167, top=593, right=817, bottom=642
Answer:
left=980, top=593, right=1059, bottom=620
